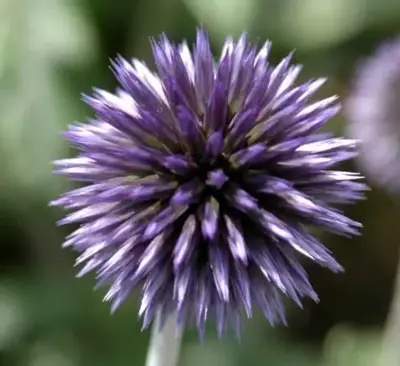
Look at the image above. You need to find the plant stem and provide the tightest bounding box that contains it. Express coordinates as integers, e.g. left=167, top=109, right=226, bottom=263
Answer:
left=145, top=312, right=183, bottom=366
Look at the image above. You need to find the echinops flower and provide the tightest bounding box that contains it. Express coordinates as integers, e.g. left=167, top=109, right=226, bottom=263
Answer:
left=346, top=38, right=400, bottom=193
left=52, top=29, right=366, bottom=337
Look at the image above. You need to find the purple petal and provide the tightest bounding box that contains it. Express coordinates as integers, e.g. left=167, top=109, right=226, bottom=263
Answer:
left=205, top=131, right=224, bottom=159
left=209, top=245, right=230, bottom=302
left=201, top=198, right=220, bottom=240
left=171, top=179, right=203, bottom=206
left=173, top=215, right=197, bottom=270
left=224, top=216, right=248, bottom=264
left=162, top=155, right=194, bottom=175
left=206, top=169, right=229, bottom=189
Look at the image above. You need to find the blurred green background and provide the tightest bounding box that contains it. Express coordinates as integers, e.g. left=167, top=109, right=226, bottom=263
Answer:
left=0, top=0, right=399, bottom=365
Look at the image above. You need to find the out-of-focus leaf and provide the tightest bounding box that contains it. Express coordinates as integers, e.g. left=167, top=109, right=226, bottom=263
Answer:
left=365, top=0, right=400, bottom=26
left=0, top=284, right=27, bottom=351
left=127, top=0, right=187, bottom=61
left=182, top=341, right=234, bottom=366
left=24, top=338, right=79, bottom=366
left=321, top=324, right=381, bottom=366
left=182, top=313, right=319, bottom=366
left=183, top=0, right=259, bottom=40
left=280, top=0, right=365, bottom=50
left=0, top=0, right=98, bottom=200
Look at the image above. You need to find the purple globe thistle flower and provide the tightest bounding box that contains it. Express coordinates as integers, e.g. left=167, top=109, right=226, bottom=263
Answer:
left=346, top=38, right=400, bottom=193
left=52, top=29, right=366, bottom=336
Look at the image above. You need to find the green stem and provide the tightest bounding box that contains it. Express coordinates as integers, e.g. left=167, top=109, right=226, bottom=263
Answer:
left=145, top=312, right=183, bottom=366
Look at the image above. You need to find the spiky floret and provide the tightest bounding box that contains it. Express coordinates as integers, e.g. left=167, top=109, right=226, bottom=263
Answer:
left=346, top=38, right=400, bottom=192
left=52, top=29, right=366, bottom=337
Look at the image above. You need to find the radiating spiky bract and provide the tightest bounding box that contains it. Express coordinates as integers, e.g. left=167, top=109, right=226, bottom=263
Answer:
left=346, top=38, right=400, bottom=193
left=52, top=29, right=366, bottom=336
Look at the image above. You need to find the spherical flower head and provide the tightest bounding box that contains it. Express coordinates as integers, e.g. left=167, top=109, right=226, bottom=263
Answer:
left=346, top=38, right=400, bottom=193
left=52, top=29, right=366, bottom=337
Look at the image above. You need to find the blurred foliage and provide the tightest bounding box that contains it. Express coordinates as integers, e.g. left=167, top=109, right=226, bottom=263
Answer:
left=0, top=0, right=400, bottom=365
